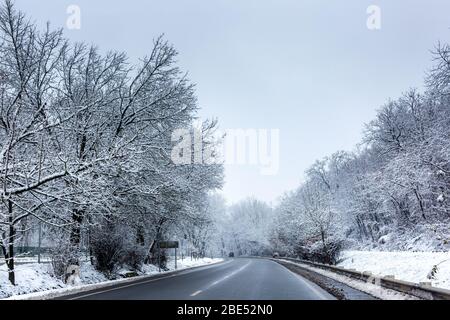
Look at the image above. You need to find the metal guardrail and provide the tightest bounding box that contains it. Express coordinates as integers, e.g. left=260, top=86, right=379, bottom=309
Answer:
left=277, top=257, right=450, bottom=300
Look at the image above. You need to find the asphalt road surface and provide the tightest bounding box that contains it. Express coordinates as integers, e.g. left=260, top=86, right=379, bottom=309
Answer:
left=62, top=258, right=336, bottom=300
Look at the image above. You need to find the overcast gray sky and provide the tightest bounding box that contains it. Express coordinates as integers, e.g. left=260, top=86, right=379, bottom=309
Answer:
left=15, top=0, right=450, bottom=205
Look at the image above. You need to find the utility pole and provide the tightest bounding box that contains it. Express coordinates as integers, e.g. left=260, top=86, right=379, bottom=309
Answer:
left=37, top=221, right=42, bottom=264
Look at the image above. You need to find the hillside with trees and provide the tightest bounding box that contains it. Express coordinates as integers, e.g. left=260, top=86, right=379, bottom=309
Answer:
left=269, top=42, right=450, bottom=262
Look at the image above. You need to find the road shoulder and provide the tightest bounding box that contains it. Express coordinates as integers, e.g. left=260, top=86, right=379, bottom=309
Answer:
left=274, top=259, right=378, bottom=300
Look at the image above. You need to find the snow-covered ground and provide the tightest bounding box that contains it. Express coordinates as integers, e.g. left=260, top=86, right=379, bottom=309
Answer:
left=347, top=223, right=450, bottom=252
left=338, top=250, right=450, bottom=290
left=0, top=257, right=223, bottom=299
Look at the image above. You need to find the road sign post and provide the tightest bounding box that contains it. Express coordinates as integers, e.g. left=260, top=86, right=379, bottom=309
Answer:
left=158, top=241, right=179, bottom=249
left=158, top=241, right=179, bottom=271
left=37, top=221, right=42, bottom=264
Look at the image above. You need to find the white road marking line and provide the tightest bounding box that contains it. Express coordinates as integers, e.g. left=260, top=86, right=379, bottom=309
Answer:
left=190, top=290, right=202, bottom=296
left=68, top=274, right=178, bottom=300
left=278, top=260, right=334, bottom=300
left=68, top=260, right=229, bottom=300
left=192, top=260, right=252, bottom=294
left=293, top=273, right=331, bottom=300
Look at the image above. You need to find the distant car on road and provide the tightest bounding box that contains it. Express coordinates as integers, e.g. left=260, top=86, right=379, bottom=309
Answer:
left=228, top=252, right=235, bottom=257
left=272, top=252, right=280, bottom=258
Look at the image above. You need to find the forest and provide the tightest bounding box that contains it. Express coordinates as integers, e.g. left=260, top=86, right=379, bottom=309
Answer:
left=2, top=0, right=450, bottom=290
left=0, top=0, right=223, bottom=285
left=221, top=42, right=450, bottom=263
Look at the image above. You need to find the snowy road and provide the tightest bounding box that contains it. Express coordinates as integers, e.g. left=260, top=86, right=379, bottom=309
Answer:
left=59, top=258, right=335, bottom=300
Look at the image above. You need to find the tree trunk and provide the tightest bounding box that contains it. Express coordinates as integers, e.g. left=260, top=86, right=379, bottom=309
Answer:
left=413, top=188, right=426, bottom=220
left=86, top=215, right=94, bottom=265
left=136, top=226, right=145, bottom=246
left=145, top=227, right=161, bottom=265
left=70, top=208, right=84, bottom=247
left=320, top=227, right=330, bottom=264
left=70, top=132, right=87, bottom=248
left=6, top=200, right=15, bottom=285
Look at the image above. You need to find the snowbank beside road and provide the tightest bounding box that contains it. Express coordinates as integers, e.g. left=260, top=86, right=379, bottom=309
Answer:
left=0, top=263, right=64, bottom=298
left=1, top=257, right=223, bottom=299
left=0, top=262, right=108, bottom=299
left=338, top=251, right=450, bottom=290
